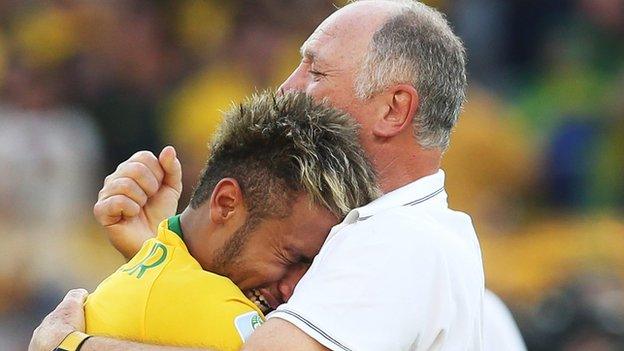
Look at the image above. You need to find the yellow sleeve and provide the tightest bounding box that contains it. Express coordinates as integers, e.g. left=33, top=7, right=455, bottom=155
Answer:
left=142, top=261, right=264, bottom=350
left=85, top=238, right=170, bottom=340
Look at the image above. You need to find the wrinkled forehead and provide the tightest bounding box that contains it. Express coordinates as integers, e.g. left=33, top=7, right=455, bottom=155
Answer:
left=299, top=20, right=351, bottom=67
left=299, top=2, right=399, bottom=65
left=299, top=27, right=331, bottom=63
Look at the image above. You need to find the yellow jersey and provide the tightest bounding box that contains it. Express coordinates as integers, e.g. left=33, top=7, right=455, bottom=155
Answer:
left=85, top=216, right=264, bottom=350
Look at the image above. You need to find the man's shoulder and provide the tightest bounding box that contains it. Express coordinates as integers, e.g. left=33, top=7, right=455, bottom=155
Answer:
left=347, top=204, right=476, bottom=246
left=144, top=258, right=263, bottom=346
left=149, top=248, right=250, bottom=304
left=275, top=206, right=484, bottom=351
left=315, top=204, right=482, bottom=277
left=156, top=261, right=244, bottom=298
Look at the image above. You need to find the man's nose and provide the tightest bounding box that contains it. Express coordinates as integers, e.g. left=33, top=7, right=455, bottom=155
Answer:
left=277, top=264, right=310, bottom=303
left=278, top=66, right=306, bottom=94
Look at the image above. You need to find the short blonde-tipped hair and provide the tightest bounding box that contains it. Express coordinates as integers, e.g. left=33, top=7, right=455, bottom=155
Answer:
left=190, top=91, right=381, bottom=219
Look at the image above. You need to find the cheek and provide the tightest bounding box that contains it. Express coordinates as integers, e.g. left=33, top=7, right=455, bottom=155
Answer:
left=285, top=264, right=311, bottom=286
left=308, top=86, right=353, bottom=113
left=305, top=82, right=329, bottom=101
left=306, top=74, right=349, bottom=101
left=248, top=261, right=290, bottom=288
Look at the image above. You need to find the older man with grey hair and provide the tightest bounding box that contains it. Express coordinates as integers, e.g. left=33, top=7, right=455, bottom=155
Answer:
left=31, top=1, right=492, bottom=350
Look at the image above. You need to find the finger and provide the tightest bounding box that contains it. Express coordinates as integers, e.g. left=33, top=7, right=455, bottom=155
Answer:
left=128, top=151, right=165, bottom=184
left=62, top=288, right=88, bottom=305
left=53, top=289, right=88, bottom=315
left=98, top=177, right=148, bottom=206
left=114, top=162, right=160, bottom=197
left=159, top=146, right=183, bottom=195
left=93, top=195, right=141, bottom=226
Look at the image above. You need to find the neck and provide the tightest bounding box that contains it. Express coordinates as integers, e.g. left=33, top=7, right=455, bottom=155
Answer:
left=374, top=144, right=441, bottom=193
left=179, top=206, right=216, bottom=271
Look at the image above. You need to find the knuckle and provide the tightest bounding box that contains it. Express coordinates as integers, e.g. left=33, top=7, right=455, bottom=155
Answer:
left=58, top=308, right=73, bottom=320
left=103, top=173, right=114, bottom=184
left=136, top=192, right=148, bottom=205
left=135, top=162, right=150, bottom=176
left=115, top=160, right=130, bottom=172
left=114, top=178, right=133, bottom=193
left=123, top=162, right=146, bottom=179
left=98, top=186, right=110, bottom=199
left=104, top=196, right=119, bottom=209
left=93, top=206, right=104, bottom=222
left=124, top=162, right=159, bottom=192
left=133, top=150, right=155, bottom=160
left=93, top=202, right=101, bottom=215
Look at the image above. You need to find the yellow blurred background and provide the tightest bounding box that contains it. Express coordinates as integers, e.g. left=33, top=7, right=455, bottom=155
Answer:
left=0, top=0, right=623, bottom=350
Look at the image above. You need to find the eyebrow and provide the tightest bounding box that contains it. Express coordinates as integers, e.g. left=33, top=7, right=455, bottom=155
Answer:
left=300, top=46, right=332, bottom=71
left=285, top=243, right=315, bottom=264
left=300, top=45, right=316, bottom=61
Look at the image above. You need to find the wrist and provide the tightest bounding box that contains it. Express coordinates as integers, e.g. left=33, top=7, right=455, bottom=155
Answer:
left=55, top=331, right=92, bottom=351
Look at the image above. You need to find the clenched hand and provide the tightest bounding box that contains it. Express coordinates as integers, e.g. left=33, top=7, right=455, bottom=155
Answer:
left=93, top=146, right=183, bottom=259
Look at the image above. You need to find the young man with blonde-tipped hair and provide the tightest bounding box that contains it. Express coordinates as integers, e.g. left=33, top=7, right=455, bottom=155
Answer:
left=79, top=91, right=379, bottom=351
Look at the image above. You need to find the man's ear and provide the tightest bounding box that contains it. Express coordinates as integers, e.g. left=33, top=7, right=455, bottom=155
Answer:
left=209, top=178, right=245, bottom=224
left=373, top=84, right=419, bottom=138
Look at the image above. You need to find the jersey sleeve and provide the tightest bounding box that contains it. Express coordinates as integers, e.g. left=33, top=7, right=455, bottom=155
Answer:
left=143, top=266, right=263, bottom=350
left=268, top=212, right=455, bottom=351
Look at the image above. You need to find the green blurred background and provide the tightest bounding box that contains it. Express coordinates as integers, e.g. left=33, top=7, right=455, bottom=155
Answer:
left=0, top=0, right=623, bottom=350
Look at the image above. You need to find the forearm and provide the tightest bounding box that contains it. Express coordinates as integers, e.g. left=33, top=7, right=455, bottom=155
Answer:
left=107, top=229, right=155, bottom=260
left=82, top=336, right=211, bottom=351
left=81, top=319, right=328, bottom=351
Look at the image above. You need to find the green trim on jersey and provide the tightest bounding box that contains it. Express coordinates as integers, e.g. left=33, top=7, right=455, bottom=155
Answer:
left=122, top=243, right=168, bottom=279
left=168, top=215, right=184, bottom=240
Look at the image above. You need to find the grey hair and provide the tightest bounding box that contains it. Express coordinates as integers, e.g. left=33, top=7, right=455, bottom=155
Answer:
left=353, top=0, right=467, bottom=151
left=190, top=90, right=381, bottom=218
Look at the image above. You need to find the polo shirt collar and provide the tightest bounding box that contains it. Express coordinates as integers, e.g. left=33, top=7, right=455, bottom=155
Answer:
left=353, top=169, right=447, bottom=221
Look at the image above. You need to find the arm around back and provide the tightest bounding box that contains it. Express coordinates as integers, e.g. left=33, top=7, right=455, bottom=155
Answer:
left=243, top=318, right=329, bottom=351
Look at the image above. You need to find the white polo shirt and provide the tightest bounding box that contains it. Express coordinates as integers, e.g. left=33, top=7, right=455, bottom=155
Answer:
left=483, top=290, right=526, bottom=351
left=269, top=170, right=484, bottom=351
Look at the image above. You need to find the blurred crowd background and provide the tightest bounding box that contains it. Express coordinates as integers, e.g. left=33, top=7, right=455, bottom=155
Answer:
left=0, top=0, right=623, bottom=350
